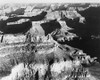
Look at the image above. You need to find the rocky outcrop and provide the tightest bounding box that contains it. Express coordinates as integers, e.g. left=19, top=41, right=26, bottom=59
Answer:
left=0, top=31, right=98, bottom=80
left=0, top=3, right=99, bottom=80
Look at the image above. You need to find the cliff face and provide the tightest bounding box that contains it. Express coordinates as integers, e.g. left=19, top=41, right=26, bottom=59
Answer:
left=0, top=3, right=100, bottom=80
left=0, top=33, right=99, bottom=80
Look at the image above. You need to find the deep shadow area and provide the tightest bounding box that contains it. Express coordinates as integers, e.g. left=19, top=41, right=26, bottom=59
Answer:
left=30, top=11, right=47, bottom=21
left=6, top=11, right=47, bottom=22
left=61, top=38, right=100, bottom=61
left=0, top=11, right=47, bottom=34
left=41, top=19, right=61, bottom=35
left=0, top=70, right=11, bottom=78
left=61, top=7, right=100, bottom=62
left=0, top=20, right=32, bottom=34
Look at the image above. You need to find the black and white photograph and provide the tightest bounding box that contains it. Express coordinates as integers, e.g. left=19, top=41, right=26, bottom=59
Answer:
left=0, top=0, right=100, bottom=80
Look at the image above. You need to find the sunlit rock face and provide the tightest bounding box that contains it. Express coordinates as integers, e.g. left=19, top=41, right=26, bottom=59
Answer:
left=0, top=3, right=100, bottom=80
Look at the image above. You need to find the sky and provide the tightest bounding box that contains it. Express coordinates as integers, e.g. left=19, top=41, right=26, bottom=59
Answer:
left=0, top=0, right=100, bottom=5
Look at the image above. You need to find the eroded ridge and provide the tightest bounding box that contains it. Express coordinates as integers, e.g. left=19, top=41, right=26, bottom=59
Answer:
left=0, top=32, right=98, bottom=80
left=0, top=3, right=100, bottom=80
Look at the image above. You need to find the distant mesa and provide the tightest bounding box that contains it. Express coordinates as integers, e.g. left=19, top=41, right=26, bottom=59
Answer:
left=5, top=8, right=25, bottom=17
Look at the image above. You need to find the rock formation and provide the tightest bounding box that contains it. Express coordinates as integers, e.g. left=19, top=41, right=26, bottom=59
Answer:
left=0, top=3, right=99, bottom=80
